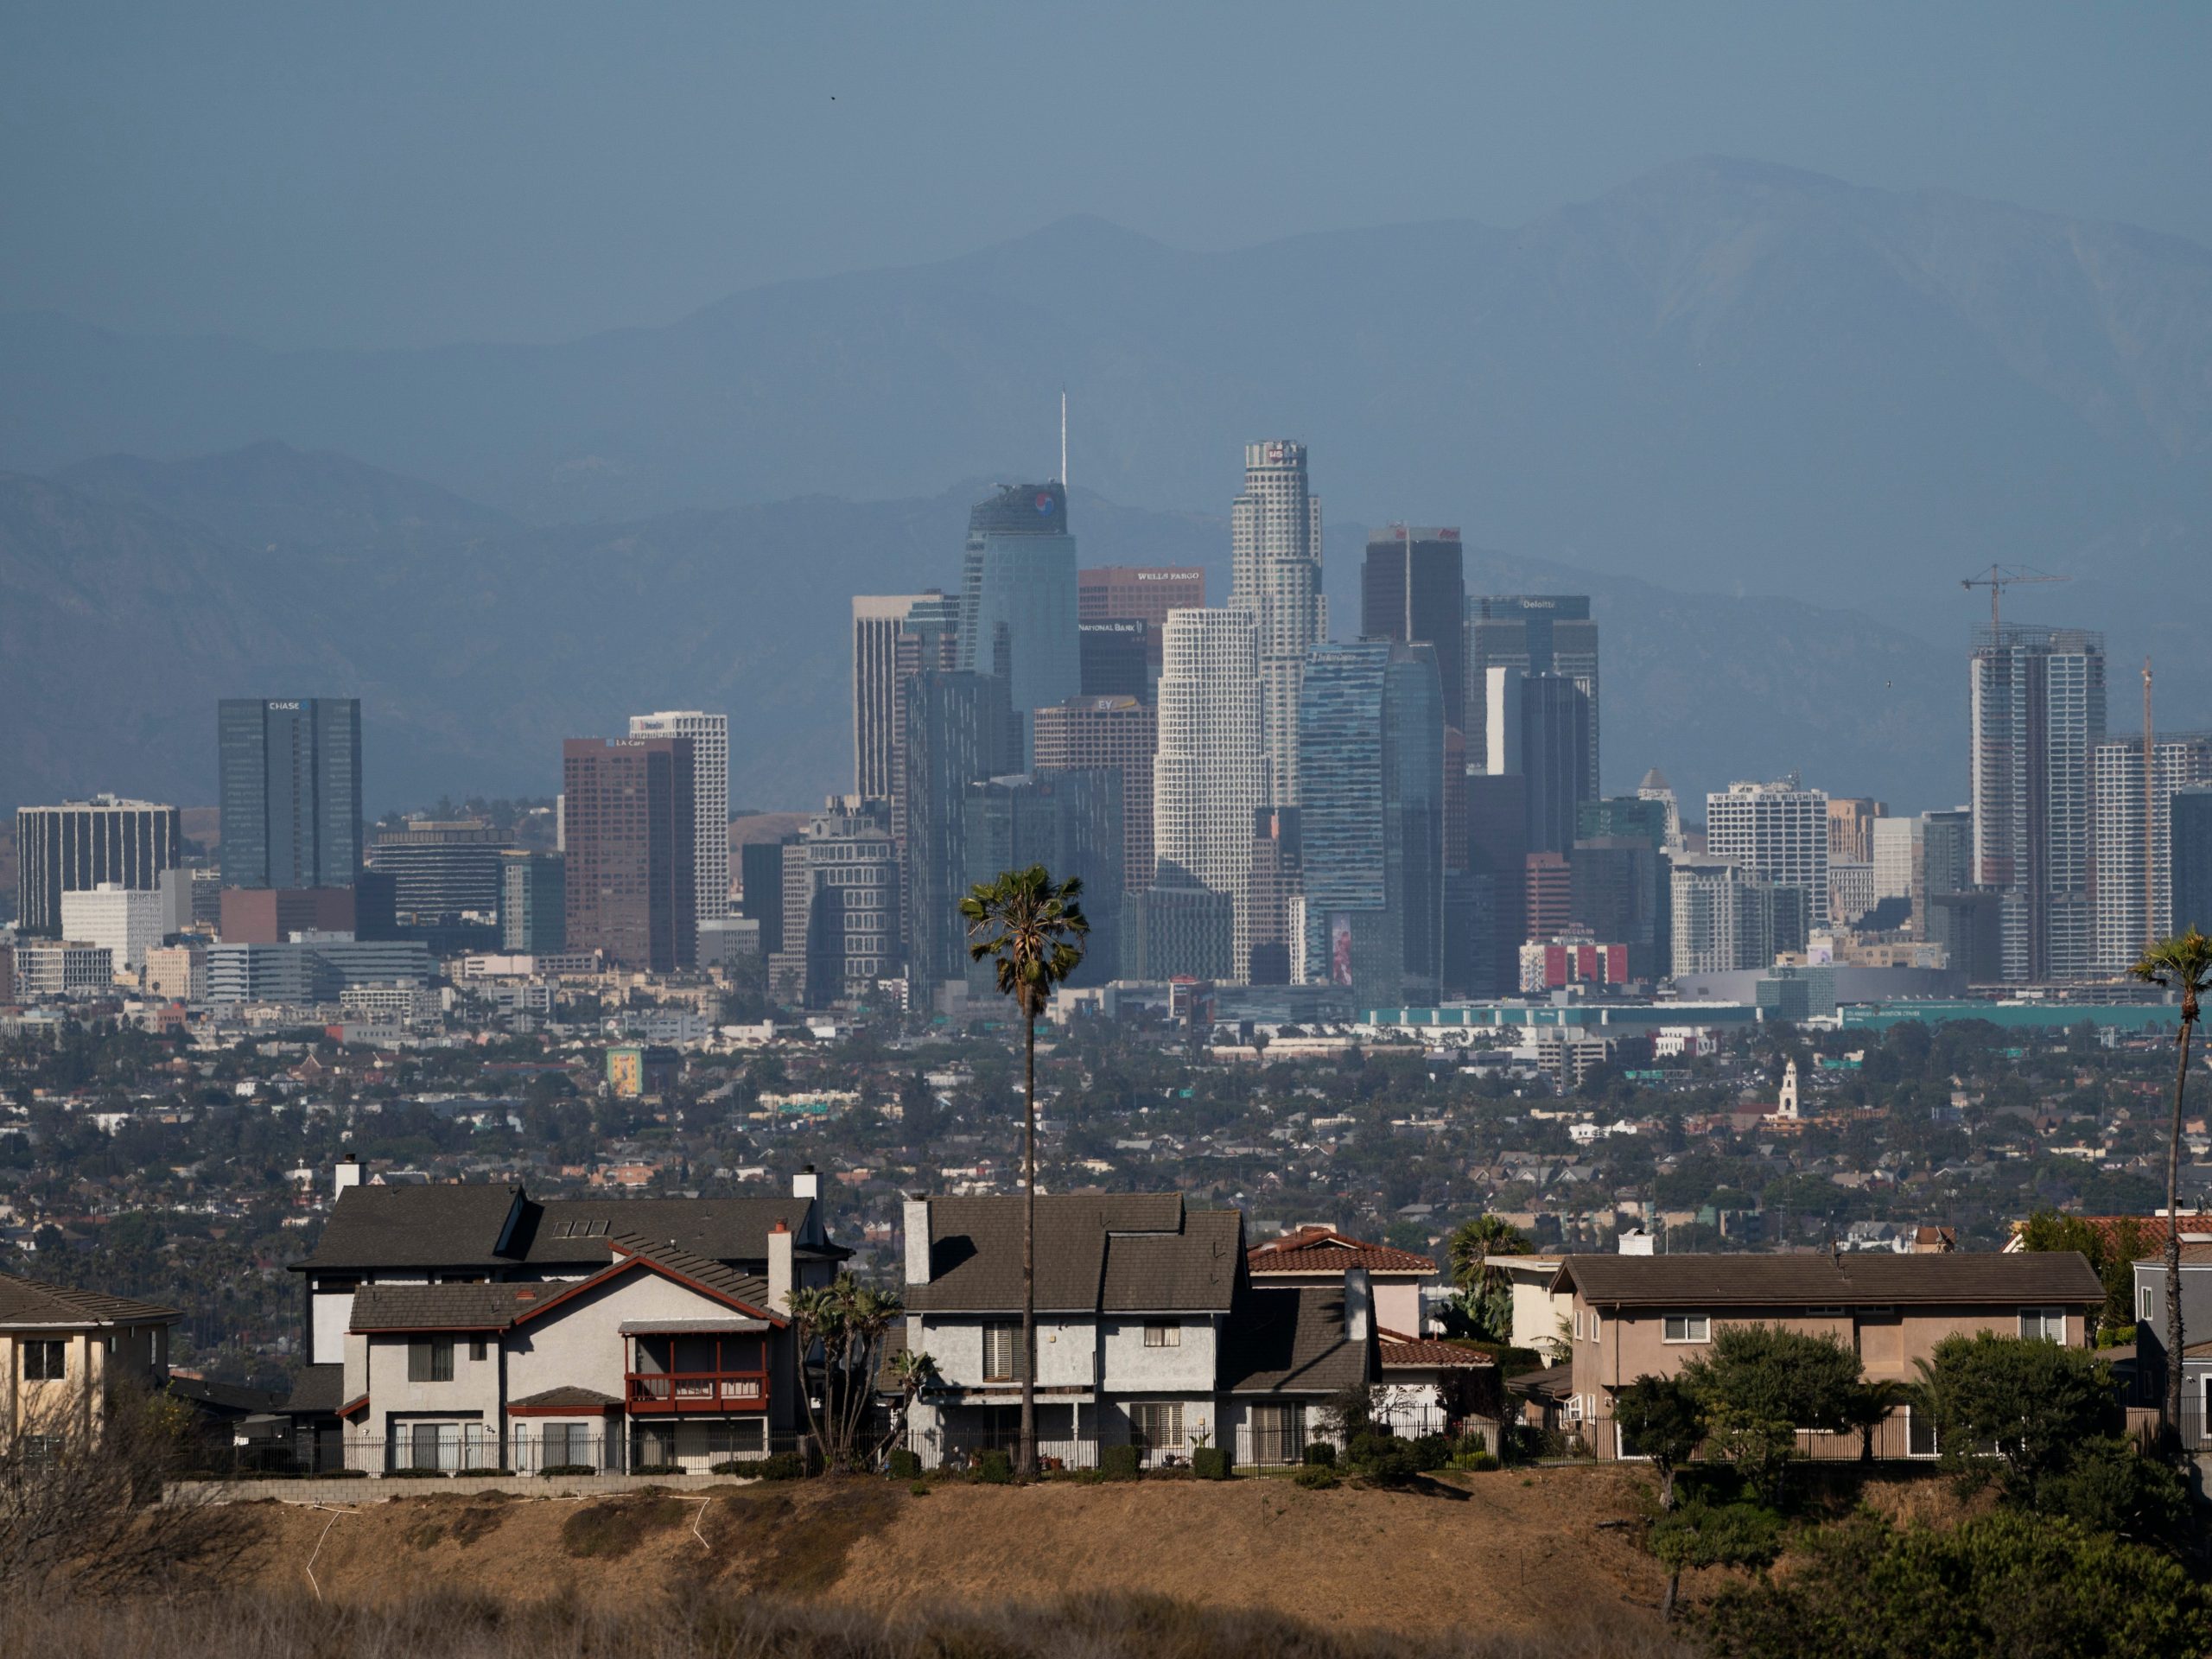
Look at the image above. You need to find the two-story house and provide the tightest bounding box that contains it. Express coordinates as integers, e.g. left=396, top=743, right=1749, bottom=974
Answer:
left=286, top=1164, right=846, bottom=1473
left=2130, top=1242, right=2212, bottom=1449
left=1553, top=1249, right=2103, bottom=1461
left=1, top=1271, right=174, bottom=1454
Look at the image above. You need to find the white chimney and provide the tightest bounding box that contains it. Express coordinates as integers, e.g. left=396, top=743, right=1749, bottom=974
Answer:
left=1344, top=1265, right=1372, bottom=1344
left=766, top=1220, right=793, bottom=1315
left=791, top=1164, right=820, bottom=1203
left=334, top=1154, right=363, bottom=1198
left=903, top=1195, right=931, bottom=1287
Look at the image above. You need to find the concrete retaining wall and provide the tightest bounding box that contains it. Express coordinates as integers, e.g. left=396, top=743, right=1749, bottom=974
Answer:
left=164, top=1470, right=760, bottom=1506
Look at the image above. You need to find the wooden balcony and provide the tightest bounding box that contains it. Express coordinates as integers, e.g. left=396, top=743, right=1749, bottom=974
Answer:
left=625, top=1370, right=768, bottom=1414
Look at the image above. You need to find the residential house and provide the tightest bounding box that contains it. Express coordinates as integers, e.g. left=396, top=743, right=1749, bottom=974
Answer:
left=2130, top=1242, right=2212, bottom=1450
left=1, top=1271, right=175, bottom=1452
left=286, top=1165, right=846, bottom=1473
left=1553, top=1250, right=2102, bottom=1461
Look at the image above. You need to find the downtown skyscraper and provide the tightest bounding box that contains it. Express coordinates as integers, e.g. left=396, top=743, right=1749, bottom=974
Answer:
left=1468, top=595, right=1600, bottom=800
left=218, top=698, right=363, bottom=892
left=1970, top=626, right=2106, bottom=982
left=2088, top=730, right=2212, bottom=975
left=957, top=481, right=1077, bottom=765
left=1229, top=441, right=1325, bottom=808
left=562, top=736, right=697, bottom=973
left=629, top=710, right=728, bottom=927
left=1153, top=607, right=1265, bottom=976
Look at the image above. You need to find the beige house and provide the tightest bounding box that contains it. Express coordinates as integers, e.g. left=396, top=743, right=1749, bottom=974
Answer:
left=1, top=1272, right=175, bottom=1450
left=1552, top=1251, right=2102, bottom=1461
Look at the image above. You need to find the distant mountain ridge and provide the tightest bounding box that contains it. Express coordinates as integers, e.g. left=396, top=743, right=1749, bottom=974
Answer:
left=1, top=156, right=2205, bottom=634
left=2, top=442, right=1965, bottom=818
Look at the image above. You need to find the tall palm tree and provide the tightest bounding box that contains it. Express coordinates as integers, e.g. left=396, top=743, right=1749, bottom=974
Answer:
left=2131, top=926, right=2212, bottom=1456
left=961, top=865, right=1089, bottom=1478
left=1446, top=1213, right=1530, bottom=1342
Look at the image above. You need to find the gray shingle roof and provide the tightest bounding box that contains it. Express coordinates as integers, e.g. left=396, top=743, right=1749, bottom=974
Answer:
left=1553, top=1251, right=2104, bottom=1308
left=906, top=1194, right=1238, bottom=1314
left=0, top=1271, right=175, bottom=1328
left=296, top=1186, right=841, bottom=1274
left=284, top=1363, right=346, bottom=1414
left=604, top=1233, right=776, bottom=1319
left=349, top=1282, right=541, bottom=1331
left=1219, top=1286, right=1366, bottom=1395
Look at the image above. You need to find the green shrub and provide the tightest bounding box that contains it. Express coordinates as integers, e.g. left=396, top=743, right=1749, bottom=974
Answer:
left=886, top=1447, right=922, bottom=1481
left=539, top=1464, right=598, bottom=1478
left=908, top=1480, right=930, bottom=1497
left=1408, top=1433, right=1453, bottom=1472
left=710, top=1452, right=806, bottom=1480
left=976, top=1448, right=1013, bottom=1484
left=385, top=1468, right=449, bottom=1478
left=1300, top=1440, right=1337, bottom=1468
left=1453, top=1450, right=1499, bottom=1471
left=1192, top=1446, right=1230, bottom=1481
left=1292, top=1464, right=1339, bottom=1490
left=628, top=1463, right=683, bottom=1477
left=1102, top=1444, right=1141, bottom=1481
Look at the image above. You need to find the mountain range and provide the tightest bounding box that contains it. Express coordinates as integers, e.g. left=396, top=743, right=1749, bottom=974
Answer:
left=6, top=156, right=2209, bottom=821
left=3, top=442, right=1960, bottom=819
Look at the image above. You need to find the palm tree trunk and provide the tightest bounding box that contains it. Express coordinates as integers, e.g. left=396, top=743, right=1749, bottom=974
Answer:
left=2164, top=999, right=2193, bottom=1459
left=1020, top=1001, right=1038, bottom=1480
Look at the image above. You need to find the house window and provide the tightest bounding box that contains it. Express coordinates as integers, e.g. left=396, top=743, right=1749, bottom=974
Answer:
left=1567, top=1394, right=1585, bottom=1423
left=2018, top=1307, right=2066, bottom=1343
left=1128, top=1402, right=1183, bottom=1458
left=543, top=1421, right=592, bottom=1470
left=22, top=1339, right=67, bottom=1381
left=407, top=1338, right=455, bottom=1382
left=982, top=1324, right=1017, bottom=1382
left=1250, top=1402, right=1306, bottom=1465
left=1806, top=1306, right=1847, bottom=1318
left=1662, top=1315, right=1710, bottom=1344
left=20, top=1434, right=65, bottom=1468
left=469, top=1338, right=488, bottom=1363
left=1142, top=1322, right=1180, bottom=1348
left=2140, top=1285, right=2155, bottom=1323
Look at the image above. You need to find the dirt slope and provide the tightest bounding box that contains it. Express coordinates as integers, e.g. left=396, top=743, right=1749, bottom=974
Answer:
left=236, top=1468, right=1668, bottom=1637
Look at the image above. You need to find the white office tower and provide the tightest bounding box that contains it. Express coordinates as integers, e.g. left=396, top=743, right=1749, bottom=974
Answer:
left=1871, top=815, right=1917, bottom=905
left=1637, top=767, right=1685, bottom=852
left=1229, top=441, right=1325, bottom=806
left=2088, top=732, right=2212, bottom=975
left=1970, top=626, right=2106, bottom=982
left=1154, top=608, right=1266, bottom=976
left=627, top=710, right=730, bottom=923
left=1707, top=776, right=1832, bottom=929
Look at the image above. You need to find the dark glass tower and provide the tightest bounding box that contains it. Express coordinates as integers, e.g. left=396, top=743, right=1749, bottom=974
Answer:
left=1361, top=526, right=1466, bottom=737
left=901, top=669, right=1018, bottom=993
left=1520, top=673, right=1594, bottom=856
left=957, top=481, right=1077, bottom=765
left=217, top=698, right=363, bottom=891
left=2171, top=787, right=2212, bottom=938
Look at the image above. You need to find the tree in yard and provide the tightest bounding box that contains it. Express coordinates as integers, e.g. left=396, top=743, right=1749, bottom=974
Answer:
left=1911, top=1331, right=2114, bottom=1487
left=1677, top=1324, right=1859, bottom=1504
left=1840, top=1379, right=1910, bottom=1464
left=2018, top=1208, right=2156, bottom=1339
left=876, top=1345, right=941, bottom=1466
left=1647, top=1496, right=1781, bottom=1623
left=2130, top=925, right=2212, bottom=1456
left=785, top=1275, right=903, bottom=1473
left=960, top=864, right=1088, bottom=1479
left=1611, top=1374, right=1705, bottom=1510
left=1445, top=1212, right=1530, bottom=1342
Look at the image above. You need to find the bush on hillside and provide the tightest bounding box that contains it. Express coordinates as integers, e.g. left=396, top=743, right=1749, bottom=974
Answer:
left=1192, top=1446, right=1230, bottom=1481
left=1101, top=1445, right=1141, bottom=1481
left=886, top=1448, right=922, bottom=1481
left=976, top=1449, right=1013, bottom=1484
left=1292, top=1464, right=1339, bottom=1490
left=1300, top=1440, right=1336, bottom=1468
left=711, top=1452, right=807, bottom=1480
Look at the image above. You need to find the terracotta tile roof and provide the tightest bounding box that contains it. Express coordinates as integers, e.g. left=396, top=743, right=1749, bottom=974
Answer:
left=0, top=1270, right=177, bottom=1328
left=1246, top=1227, right=1438, bottom=1277
left=1378, top=1331, right=1494, bottom=1369
left=1554, top=1250, right=2104, bottom=1308
left=2011, top=1214, right=2212, bottom=1258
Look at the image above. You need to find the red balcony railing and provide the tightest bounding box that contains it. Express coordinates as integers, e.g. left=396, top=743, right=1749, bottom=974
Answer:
left=626, top=1370, right=768, bottom=1414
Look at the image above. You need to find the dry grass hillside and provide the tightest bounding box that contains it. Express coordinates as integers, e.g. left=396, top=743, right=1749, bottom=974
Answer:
left=208, top=1466, right=1677, bottom=1646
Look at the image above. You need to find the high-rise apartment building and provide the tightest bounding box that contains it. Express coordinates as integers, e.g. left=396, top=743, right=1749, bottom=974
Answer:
left=1971, top=626, right=2107, bottom=982
left=957, top=482, right=1078, bottom=764
left=1827, top=798, right=1886, bottom=865
left=1637, top=768, right=1685, bottom=852
left=499, top=849, right=566, bottom=954
left=218, top=698, right=363, bottom=892
left=1871, top=816, right=1917, bottom=906
left=2088, top=732, right=2212, bottom=974
left=1077, top=568, right=1205, bottom=668
left=630, top=711, right=729, bottom=925
left=1468, top=596, right=1599, bottom=798
left=561, top=736, right=697, bottom=972
left=1229, top=442, right=1325, bottom=807
left=1669, top=858, right=1783, bottom=975
left=772, top=796, right=901, bottom=1007
left=1153, top=608, right=1266, bottom=976
left=60, top=884, right=171, bottom=971
left=1294, top=641, right=1444, bottom=1002
left=900, top=670, right=1018, bottom=994
left=15, top=797, right=182, bottom=938
left=1033, top=695, right=1157, bottom=893
left=1707, top=777, right=1831, bottom=929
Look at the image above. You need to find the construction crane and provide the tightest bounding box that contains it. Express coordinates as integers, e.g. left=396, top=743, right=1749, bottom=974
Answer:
left=1961, top=564, right=2070, bottom=635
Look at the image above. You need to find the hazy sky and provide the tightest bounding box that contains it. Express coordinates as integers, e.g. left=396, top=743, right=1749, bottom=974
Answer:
left=6, top=3, right=2208, bottom=350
